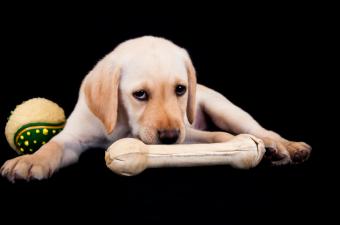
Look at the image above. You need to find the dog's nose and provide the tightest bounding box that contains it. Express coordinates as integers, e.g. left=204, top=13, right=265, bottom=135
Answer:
left=158, top=129, right=180, bottom=144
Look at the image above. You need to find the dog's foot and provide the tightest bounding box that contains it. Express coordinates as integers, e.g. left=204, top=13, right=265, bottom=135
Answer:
left=262, top=137, right=291, bottom=165
left=0, top=141, right=63, bottom=182
left=262, top=137, right=311, bottom=165
left=0, top=154, right=55, bottom=182
left=285, top=141, right=312, bottom=164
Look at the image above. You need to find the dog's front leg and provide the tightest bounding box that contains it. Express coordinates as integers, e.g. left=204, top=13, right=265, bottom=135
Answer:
left=1, top=96, right=109, bottom=182
left=185, top=128, right=234, bottom=144
left=195, top=84, right=311, bottom=165
left=0, top=129, right=87, bottom=182
left=185, top=128, right=264, bottom=150
left=1, top=139, right=64, bottom=182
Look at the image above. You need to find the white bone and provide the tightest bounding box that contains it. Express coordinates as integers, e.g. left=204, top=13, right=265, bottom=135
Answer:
left=105, top=134, right=265, bottom=176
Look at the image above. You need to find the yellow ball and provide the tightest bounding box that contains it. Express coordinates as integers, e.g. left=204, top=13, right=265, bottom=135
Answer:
left=5, top=98, right=65, bottom=154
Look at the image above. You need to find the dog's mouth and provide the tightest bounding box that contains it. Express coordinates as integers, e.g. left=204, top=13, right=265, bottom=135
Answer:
left=136, top=134, right=181, bottom=145
left=135, top=134, right=158, bottom=145
left=136, top=126, right=184, bottom=145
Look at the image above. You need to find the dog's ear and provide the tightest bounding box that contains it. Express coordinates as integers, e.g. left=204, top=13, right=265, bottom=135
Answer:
left=83, top=58, right=121, bottom=134
left=185, top=56, right=197, bottom=124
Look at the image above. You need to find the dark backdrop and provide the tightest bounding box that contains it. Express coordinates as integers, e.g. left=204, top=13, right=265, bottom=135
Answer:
left=0, top=7, right=333, bottom=224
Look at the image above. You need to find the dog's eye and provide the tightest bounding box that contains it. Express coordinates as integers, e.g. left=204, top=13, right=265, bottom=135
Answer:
left=175, top=85, right=186, bottom=96
left=133, top=90, right=148, bottom=101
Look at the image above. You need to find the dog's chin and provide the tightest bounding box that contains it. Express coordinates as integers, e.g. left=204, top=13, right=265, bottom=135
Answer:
left=139, top=138, right=159, bottom=145
left=137, top=134, right=185, bottom=145
left=136, top=128, right=185, bottom=144
left=136, top=134, right=159, bottom=145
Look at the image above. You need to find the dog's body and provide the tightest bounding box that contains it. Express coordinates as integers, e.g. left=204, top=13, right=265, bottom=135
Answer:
left=1, top=36, right=311, bottom=181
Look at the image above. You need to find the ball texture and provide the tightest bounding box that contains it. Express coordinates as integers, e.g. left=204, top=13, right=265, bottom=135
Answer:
left=5, top=98, right=65, bottom=154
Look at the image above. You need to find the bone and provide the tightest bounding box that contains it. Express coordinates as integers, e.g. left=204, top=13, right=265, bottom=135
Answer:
left=105, top=134, right=265, bottom=176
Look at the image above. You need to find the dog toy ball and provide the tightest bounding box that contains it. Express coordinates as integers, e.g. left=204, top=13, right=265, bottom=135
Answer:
left=5, top=98, right=65, bottom=155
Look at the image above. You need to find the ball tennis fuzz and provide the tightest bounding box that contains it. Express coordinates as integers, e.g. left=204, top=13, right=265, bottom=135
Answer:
left=5, top=98, right=65, bottom=154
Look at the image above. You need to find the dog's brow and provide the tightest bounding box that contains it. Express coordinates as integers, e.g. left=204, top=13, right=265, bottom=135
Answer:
left=130, top=82, right=150, bottom=92
left=175, top=78, right=187, bottom=85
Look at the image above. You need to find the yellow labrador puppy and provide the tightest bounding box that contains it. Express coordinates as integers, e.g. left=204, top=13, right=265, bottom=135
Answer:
left=1, top=36, right=311, bottom=181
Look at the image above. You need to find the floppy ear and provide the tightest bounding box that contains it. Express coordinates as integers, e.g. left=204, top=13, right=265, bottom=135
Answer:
left=83, top=59, right=121, bottom=134
left=185, top=57, right=197, bottom=124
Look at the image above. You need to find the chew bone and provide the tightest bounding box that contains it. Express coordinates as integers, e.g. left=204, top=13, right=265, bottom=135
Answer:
left=105, top=134, right=265, bottom=176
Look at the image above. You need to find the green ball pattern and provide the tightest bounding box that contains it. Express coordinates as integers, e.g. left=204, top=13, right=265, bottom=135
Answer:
left=14, top=122, right=64, bottom=154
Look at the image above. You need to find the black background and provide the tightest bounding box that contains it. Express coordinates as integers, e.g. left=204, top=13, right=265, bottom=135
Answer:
left=0, top=5, right=334, bottom=225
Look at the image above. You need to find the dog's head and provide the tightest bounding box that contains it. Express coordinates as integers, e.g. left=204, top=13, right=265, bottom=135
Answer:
left=84, top=36, right=196, bottom=144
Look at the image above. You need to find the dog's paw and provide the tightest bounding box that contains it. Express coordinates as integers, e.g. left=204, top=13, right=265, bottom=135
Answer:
left=0, top=154, right=53, bottom=182
left=285, top=141, right=312, bottom=164
left=262, top=137, right=311, bottom=165
left=262, top=137, right=291, bottom=165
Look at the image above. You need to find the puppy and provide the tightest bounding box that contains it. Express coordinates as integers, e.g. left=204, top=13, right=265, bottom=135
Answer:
left=1, top=36, right=311, bottom=181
